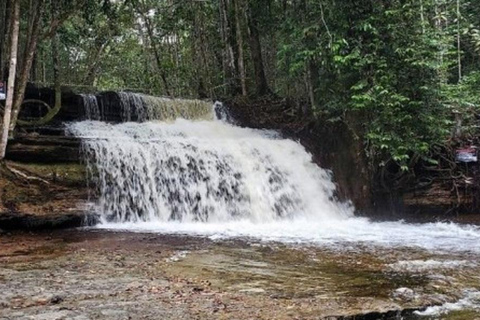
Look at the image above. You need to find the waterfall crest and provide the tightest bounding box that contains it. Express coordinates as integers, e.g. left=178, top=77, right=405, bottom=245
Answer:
left=80, top=94, right=101, bottom=120
left=80, top=92, right=213, bottom=122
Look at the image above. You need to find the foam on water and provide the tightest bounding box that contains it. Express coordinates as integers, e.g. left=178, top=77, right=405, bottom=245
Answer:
left=415, top=290, right=480, bottom=316
left=97, top=218, right=480, bottom=254
left=388, top=259, right=477, bottom=273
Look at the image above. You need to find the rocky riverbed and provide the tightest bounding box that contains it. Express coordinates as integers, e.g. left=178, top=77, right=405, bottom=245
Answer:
left=1, top=229, right=479, bottom=320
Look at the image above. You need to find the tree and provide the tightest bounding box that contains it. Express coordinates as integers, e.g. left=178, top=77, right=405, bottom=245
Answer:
left=234, top=0, right=247, bottom=96
left=9, top=0, right=45, bottom=135
left=0, top=0, right=20, bottom=159
left=0, top=0, right=12, bottom=79
left=2, top=0, right=480, bottom=173
left=246, top=0, right=271, bottom=96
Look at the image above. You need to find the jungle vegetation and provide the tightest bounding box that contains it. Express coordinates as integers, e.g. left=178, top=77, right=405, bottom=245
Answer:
left=0, top=0, right=479, bottom=170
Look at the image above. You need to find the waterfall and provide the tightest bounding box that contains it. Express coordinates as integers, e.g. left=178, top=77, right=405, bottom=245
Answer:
left=116, top=92, right=213, bottom=122
left=67, top=107, right=352, bottom=223
left=80, top=92, right=213, bottom=122
left=67, top=98, right=480, bottom=256
left=80, top=94, right=101, bottom=120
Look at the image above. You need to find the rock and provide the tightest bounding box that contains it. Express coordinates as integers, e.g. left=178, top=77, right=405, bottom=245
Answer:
left=50, top=295, right=64, bottom=304
left=100, top=309, right=129, bottom=319
left=0, top=212, right=97, bottom=231
left=238, top=288, right=266, bottom=294
left=393, top=287, right=416, bottom=302
left=6, top=134, right=81, bottom=163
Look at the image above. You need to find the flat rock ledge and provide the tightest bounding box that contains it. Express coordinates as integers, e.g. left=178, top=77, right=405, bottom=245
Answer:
left=0, top=211, right=98, bottom=231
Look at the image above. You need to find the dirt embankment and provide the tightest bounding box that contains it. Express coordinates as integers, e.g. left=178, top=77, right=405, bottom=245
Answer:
left=0, top=161, right=89, bottom=230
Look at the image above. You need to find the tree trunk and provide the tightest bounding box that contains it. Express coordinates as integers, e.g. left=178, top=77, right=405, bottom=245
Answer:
left=419, top=0, right=425, bottom=34
left=219, top=0, right=228, bottom=95
left=17, top=31, right=62, bottom=127
left=219, top=0, right=238, bottom=95
left=246, top=4, right=270, bottom=96
left=1, top=0, right=12, bottom=79
left=456, top=0, right=462, bottom=82
left=83, top=40, right=109, bottom=86
left=137, top=5, right=171, bottom=97
left=0, top=0, right=6, bottom=78
left=10, top=0, right=45, bottom=136
left=0, top=0, right=20, bottom=160
left=234, top=0, right=247, bottom=96
left=306, top=58, right=319, bottom=115
left=192, top=7, right=208, bottom=99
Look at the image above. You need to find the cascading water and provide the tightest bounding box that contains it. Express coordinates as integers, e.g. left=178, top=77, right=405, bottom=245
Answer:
left=116, top=92, right=213, bottom=122
left=67, top=96, right=480, bottom=256
left=67, top=107, right=351, bottom=224
left=81, top=91, right=213, bottom=122
left=80, top=94, right=101, bottom=120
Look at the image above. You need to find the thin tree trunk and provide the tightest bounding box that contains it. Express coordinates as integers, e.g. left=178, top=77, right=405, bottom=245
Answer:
left=0, top=0, right=20, bottom=159
left=42, top=45, right=46, bottom=83
left=246, top=4, right=271, bottom=96
left=219, top=0, right=238, bottom=95
left=456, top=0, right=462, bottom=81
left=51, top=30, right=61, bottom=116
left=197, top=8, right=211, bottom=97
left=234, top=0, right=247, bottom=96
left=192, top=6, right=207, bottom=98
left=0, top=0, right=7, bottom=79
left=420, top=0, right=425, bottom=34
left=10, top=0, right=44, bottom=135
left=219, top=0, right=228, bottom=95
left=83, top=40, right=109, bottom=86
left=17, top=32, right=62, bottom=127
left=146, top=21, right=171, bottom=96
left=1, top=0, right=12, bottom=79
left=305, top=58, right=318, bottom=116
left=136, top=19, right=152, bottom=91
left=136, top=2, right=171, bottom=96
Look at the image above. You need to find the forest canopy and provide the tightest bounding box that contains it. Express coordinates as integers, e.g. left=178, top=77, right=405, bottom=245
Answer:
left=0, top=0, right=479, bottom=168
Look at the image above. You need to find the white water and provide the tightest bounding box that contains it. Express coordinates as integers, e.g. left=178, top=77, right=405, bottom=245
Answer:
left=415, top=290, right=480, bottom=316
left=67, top=102, right=480, bottom=255
left=67, top=119, right=352, bottom=223
left=80, top=94, right=101, bottom=120
left=116, top=92, right=213, bottom=122
left=80, top=92, right=213, bottom=122
left=96, top=218, right=480, bottom=254
left=388, top=259, right=477, bottom=273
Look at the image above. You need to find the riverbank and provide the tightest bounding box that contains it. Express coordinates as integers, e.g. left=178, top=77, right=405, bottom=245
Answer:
left=1, top=229, right=479, bottom=320
left=0, top=161, right=89, bottom=230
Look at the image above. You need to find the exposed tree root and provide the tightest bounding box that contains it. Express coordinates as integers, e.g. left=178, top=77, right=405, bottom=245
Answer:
left=6, top=165, right=50, bottom=185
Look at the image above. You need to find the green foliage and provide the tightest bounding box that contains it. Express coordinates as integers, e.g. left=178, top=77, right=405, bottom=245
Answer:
left=16, top=0, right=480, bottom=170
left=275, top=0, right=479, bottom=169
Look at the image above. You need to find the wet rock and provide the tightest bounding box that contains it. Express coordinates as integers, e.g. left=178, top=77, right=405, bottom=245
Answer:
left=392, top=287, right=417, bottom=302
left=100, top=309, right=129, bottom=319
left=6, top=134, right=81, bottom=163
left=0, top=299, right=9, bottom=308
left=50, top=295, right=64, bottom=304
left=30, top=310, right=72, bottom=320
left=0, top=212, right=95, bottom=231
left=238, top=288, right=266, bottom=294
